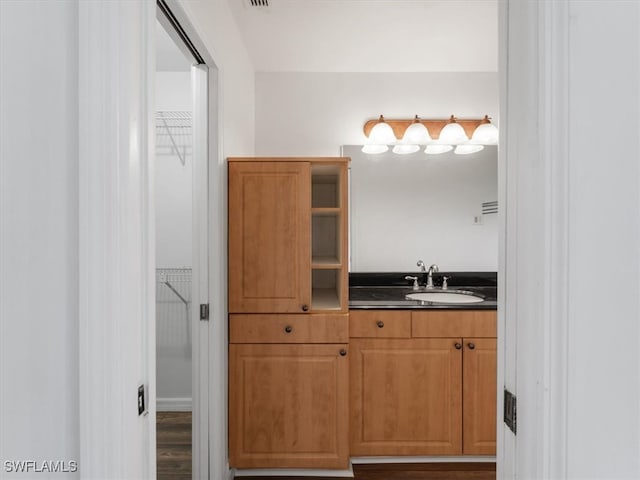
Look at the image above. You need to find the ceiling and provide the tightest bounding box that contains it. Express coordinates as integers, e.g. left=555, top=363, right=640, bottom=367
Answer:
left=228, top=0, right=498, bottom=72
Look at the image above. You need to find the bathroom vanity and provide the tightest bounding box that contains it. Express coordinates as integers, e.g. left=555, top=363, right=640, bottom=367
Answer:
left=348, top=273, right=497, bottom=457
left=227, top=157, right=497, bottom=471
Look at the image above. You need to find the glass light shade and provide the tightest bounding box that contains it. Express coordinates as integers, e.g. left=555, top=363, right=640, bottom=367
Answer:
left=438, top=122, right=468, bottom=145
left=401, top=122, right=432, bottom=145
left=471, top=122, right=499, bottom=145
left=454, top=144, right=485, bottom=155
left=392, top=144, right=420, bottom=155
left=424, top=144, right=454, bottom=154
left=361, top=144, right=389, bottom=154
left=368, top=121, right=397, bottom=145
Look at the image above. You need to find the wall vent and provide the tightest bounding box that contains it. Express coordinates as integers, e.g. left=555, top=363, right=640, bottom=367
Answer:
left=482, top=200, right=498, bottom=215
left=248, top=0, right=269, bottom=6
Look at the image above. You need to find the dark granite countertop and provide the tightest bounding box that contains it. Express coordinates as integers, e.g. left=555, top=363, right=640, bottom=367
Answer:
left=349, top=272, right=497, bottom=310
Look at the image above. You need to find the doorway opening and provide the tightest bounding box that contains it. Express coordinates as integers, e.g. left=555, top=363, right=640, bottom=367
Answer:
left=154, top=2, right=211, bottom=477
left=155, top=14, right=195, bottom=478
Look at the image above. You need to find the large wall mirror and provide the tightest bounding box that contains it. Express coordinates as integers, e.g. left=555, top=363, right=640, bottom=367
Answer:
left=343, top=145, right=498, bottom=272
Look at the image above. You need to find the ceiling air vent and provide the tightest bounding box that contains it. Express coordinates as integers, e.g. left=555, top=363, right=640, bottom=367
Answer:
left=249, top=0, right=268, bottom=6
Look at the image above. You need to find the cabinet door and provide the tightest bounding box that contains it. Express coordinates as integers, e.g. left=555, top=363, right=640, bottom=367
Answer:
left=463, top=338, right=497, bottom=455
left=229, top=344, right=349, bottom=469
left=228, top=162, right=311, bottom=313
left=350, top=338, right=463, bottom=456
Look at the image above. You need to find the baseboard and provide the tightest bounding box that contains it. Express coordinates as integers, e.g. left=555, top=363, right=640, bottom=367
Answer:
left=350, top=456, right=496, bottom=464
left=156, top=397, right=192, bottom=412
left=233, top=464, right=354, bottom=477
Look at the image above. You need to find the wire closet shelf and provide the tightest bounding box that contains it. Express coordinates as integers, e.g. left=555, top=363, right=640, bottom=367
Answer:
left=156, top=268, right=192, bottom=349
left=156, top=111, right=192, bottom=165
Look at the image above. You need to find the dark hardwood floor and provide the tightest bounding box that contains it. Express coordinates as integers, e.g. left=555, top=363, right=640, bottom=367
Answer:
left=238, top=462, right=496, bottom=480
left=157, top=411, right=192, bottom=480
left=157, top=413, right=494, bottom=480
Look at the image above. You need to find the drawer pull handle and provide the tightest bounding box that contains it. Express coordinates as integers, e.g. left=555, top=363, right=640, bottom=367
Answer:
left=455, top=343, right=462, bottom=350
left=301, top=304, right=309, bottom=312
left=468, top=342, right=476, bottom=350
left=339, top=349, right=347, bottom=357
left=284, top=325, right=293, bottom=334
left=376, top=320, right=384, bottom=328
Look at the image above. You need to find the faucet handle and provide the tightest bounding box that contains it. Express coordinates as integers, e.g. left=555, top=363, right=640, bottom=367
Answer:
left=416, top=260, right=426, bottom=272
left=404, top=275, right=420, bottom=290
left=442, top=276, right=450, bottom=290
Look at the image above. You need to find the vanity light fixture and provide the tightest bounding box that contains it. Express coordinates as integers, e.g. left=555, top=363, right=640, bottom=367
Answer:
left=392, top=115, right=431, bottom=154
left=425, top=144, right=454, bottom=155
left=361, top=115, right=396, bottom=154
left=362, top=114, right=499, bottom=155
left=471, top=115, right=499, bottom=145
left=454, top=144, right=485, bottom=155
left=438, top=115, right=469, bottom=145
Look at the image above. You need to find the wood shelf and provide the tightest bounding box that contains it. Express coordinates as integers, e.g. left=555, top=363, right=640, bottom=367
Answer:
left=311, top=288, right=342, bottom=311
left=311, top=207, right=340, bottom=215
left=312, top=257, right=341, bottom=268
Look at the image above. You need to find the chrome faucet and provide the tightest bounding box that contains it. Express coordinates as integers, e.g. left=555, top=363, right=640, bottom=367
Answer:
left=416, top=260, right=439, bottom=289
left=426, top=264, right=439, bottom=289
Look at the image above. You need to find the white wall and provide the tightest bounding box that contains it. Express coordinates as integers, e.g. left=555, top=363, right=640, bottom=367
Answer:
left=565, top=3, right=639, bottom=477
left=182, top=0, right=256, bottom=157
left=255, top=72, right=498, bottom=156
left=347, top=146, right=498, bottom=272
left=0, top=2, right=80, bottom=476
left=502, top=1, right=640, bottom=479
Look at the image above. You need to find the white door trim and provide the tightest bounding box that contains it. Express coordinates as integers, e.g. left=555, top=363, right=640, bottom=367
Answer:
left=192, top=63, right=210, bottom=479
left=78, top=1, right=156, bottom=477
left=498, top=1, right=572, bottom=478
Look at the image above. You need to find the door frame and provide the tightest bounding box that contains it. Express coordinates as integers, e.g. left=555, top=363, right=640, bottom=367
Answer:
left=157, top=1, right=224, bottom=477
left=497, top=1, right=572, bottom=479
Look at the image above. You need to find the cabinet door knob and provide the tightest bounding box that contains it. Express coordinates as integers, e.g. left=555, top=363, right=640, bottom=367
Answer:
left=301, top=304, right=309, bottom=312
left=376, top=320, right=384, bottom=328
left=468, top=342, right=476, bottom=350
left=284, top=325, right=293, bottom=333
left=455, top=343, right=462, bottom=350
left=339, top=349, right=347, bottom=357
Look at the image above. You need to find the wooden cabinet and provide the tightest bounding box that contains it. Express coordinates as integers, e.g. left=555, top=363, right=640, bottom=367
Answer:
left=349, top=309, right=496, bottom=457
left=350, top=338, right=462, bottom=455
left=228, top=158, right=348, bottom=313
left=228, top=157, right=350, bottom=470
left=228, top=161, right=311, bottom=313
left=229, top=343, right=349, bottom=469
left=350, top=310, right=411, bottom=338
left=462, top=338, right=497, bottom=455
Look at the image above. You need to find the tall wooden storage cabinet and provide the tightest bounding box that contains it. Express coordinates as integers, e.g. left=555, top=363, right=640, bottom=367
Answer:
left=228, top=158, right=350, bottom=470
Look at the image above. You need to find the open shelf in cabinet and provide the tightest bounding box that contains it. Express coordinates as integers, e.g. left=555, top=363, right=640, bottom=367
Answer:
left=310, top=162, right=347, bottom=312
left=312, top=211, right=341, bottom=267
left=312, top=165, right=342, bottom=209
left=311, top=269, right=342, bottom=311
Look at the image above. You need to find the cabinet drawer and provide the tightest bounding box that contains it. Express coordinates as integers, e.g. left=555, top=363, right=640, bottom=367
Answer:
left=411, top=310, right=496, bottom=338
left=349, top=310, right=411, bottom=338
left=230, top=314, right=348, bottom=343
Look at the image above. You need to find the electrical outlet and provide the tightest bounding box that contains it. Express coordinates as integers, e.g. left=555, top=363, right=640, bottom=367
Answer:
left=137, top=384, right=145, bottom=416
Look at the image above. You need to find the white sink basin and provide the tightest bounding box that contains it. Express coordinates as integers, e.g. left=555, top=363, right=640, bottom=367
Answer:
left=406, top=291, right=484, bottom=304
